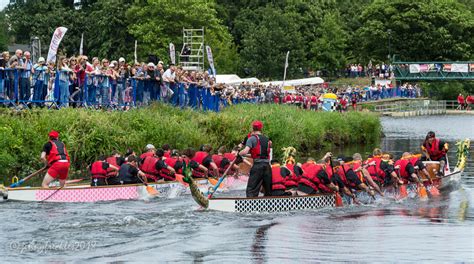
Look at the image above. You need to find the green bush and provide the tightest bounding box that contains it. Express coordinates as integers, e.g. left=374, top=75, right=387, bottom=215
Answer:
left=0, top=103, right=381, bottom=185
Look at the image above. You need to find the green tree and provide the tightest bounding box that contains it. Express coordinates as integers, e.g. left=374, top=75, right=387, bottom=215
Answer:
left=236, top=5, right=306, bottom=79
left=355, top=0, right=474, bottom=62
left=127, top=0, right=238, bottom=73
left=0, top=11, right=8, bottom=51
left=310, top=12, right=348, bottom=75
left=84, top=0, right=135, bottom=60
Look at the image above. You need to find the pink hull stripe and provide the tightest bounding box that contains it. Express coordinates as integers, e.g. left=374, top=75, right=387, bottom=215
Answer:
left=35, top=186, right=140, bottom=202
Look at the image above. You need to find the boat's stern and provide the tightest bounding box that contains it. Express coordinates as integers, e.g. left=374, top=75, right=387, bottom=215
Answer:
left=0, top=185, right=7, bottom=200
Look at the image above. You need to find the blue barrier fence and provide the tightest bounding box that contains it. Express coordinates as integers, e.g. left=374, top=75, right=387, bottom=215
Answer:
left=0, top=69, right=229, bottom=111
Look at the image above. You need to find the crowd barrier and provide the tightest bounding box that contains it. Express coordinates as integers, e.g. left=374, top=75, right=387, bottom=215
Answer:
left=0, top=69, right=229, bottom=111
left=0, top=69, right=419, bottom=111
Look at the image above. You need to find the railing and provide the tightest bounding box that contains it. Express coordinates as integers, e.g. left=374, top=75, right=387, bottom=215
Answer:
left=374, top=100, right=446, bottom=112
left=0, top=68, right=227, bottom=111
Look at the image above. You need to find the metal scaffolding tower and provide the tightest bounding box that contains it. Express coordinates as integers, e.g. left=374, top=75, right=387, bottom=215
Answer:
left=179, top=27, right=204, bottom=71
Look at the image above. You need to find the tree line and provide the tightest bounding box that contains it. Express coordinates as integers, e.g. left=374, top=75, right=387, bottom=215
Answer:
left=1, top=0, right=473, bottom=80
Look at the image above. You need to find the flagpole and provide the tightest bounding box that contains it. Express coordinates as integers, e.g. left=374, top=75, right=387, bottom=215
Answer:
left=282, top=51, right=290, bottom=90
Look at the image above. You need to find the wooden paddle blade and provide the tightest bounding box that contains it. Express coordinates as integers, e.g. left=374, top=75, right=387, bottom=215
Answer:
left=418, top=186, right=428, bottom=200
left=208, top=177, right=219, bottom=186
left=146, top=185, right=159, bottom=196
left=175, top=174, right=189, bottom=187
left=399, top=185, right=408, bottom=199
left=429, top=186, right=440, bottom=197
left=335, top=192, right=343, bottom=207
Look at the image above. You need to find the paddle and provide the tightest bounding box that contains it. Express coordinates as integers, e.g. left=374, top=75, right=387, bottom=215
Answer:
left=9, top=166, right=48, bottom=188
left=207, top=157, right=238, bottom=199
left=136, top=174, right=159, bottom=196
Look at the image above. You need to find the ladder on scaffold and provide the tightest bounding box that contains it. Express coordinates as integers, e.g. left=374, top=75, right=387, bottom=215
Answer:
left=179, top=27, right=205, bottom=71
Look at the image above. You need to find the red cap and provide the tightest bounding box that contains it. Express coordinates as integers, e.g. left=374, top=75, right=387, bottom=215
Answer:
left=252, top=120, right=263, bottom=131
left=48, top=130, right=59, bottom=139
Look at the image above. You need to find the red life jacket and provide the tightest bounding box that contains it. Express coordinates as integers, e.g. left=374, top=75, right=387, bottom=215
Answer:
left=352, top=161, right=365, bottom=182
left=271, top=164, right=287, bottom=191
left=395, top=159, right=410, bottom=179
left=139, top=152, right=155, bottom=170
left=191, top=151, right=209, bottom=177
left=141, top=156, right=160, bottom=181
left=336, top=164, right=357, bottom=188
left=300, top=162, right=323, bottom=192
left=310, top=96, right=318, bottom=105
left=223, top=153, right=236, bottom=162
left=296, top=96, right=303, bottom=103
left=409, top=156, right=419, bottom=167
left=284, top=95, right=292, bottom=104
left=273, top=96, right=280, bottom=104
left=164, top=150, right=171, bottom=158
left=250, top=134, right=271, bottom=160
left=425, top=138, right=446, bottom=160
left=90, top=161, right=107, bottom=178
left=365, top=156, right=384, bottom=183
left=325, top=163, right=333, bottom=179
left=212, top=154, right=224, bottom=171
left=159, top=157, right=178, bottom=181
left=283, top=163, right=298, bottom=188
left=47, top=140, right=69, bottom=165
left=457, top=95, right=464, bottom=104
left=106, top=156, right=119, bottom=177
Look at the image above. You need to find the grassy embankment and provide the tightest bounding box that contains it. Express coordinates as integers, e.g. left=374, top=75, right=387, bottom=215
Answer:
left=0, top=103, right=381, bottom=185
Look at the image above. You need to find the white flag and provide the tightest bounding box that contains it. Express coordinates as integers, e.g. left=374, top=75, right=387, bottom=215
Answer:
left=47, top=27, right=68, bottom=63
left=206, top=45, right=215, bottom=76
left=283, top=51, right=290, bottom=87
left=169, top=43, right=176, bottom=65
left=134, top=40, right=137, bottom=64
left=79, top=33, right=84, bottom=55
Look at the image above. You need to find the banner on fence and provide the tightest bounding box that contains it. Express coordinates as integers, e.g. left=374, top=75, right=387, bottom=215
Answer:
left=169, top=43, right=176, bottom=65
left=451, top=64, right=468, bottom=73
left=409, top=64, right=420, bottom=73
left=206, top=45, right=215, bottom=76
left=47, top=27, right=68, bottom=63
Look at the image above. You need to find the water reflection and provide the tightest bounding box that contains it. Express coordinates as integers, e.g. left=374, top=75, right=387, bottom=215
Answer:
left=251, top=223, right=277, bottom=263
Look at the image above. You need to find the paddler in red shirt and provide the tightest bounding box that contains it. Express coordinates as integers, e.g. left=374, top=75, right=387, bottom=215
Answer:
left=41, top=130, right=71, bottom=188
left=421, top=131, right=448, bottom=176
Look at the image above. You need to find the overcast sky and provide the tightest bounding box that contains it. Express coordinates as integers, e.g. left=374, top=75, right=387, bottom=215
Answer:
left=0, top=0, right=8, bottom=11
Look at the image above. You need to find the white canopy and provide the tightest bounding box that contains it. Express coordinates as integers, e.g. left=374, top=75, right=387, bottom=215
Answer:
left=262, top=77, right=325, bottom=87
left=215, top=74, right=261, bottom=85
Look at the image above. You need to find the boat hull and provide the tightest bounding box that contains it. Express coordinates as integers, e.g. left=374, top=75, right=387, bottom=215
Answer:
left=1, top=175, right=249, bottom=203
left=209, top=194, right=336, bottom=213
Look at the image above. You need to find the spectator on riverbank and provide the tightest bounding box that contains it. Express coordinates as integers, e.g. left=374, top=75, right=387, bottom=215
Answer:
left=457, top=94, right=465, bottom=110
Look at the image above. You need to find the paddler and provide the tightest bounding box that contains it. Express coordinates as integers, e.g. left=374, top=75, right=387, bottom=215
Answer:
left=336, top=155, right=375, bottom=197
left=421, top=131, right=448, bottom=176
left=298, top=157, right=337, bottom=195
left=282, top=157, right=302, bottom=192
left=139, top=144, right=156, bottom=164
left=239, top=120, right=272, bottom=197
left=141, top=149, right=175, bottom=182
left=270, top=160, right=293, bottom=196
left=154, top=149, right=177, bottom=181
left=380, top=153, right=404, bottom=187
left=117, top=155, right=147, bottom=184
left=394, top=152, right=423, bottom=185
left=105, top=151, right=125, bottom=183
left=352, top=153, right=384, bottom=196
left=90, top=155, right=119, bottom=186
left=41, top=130, right=71, bottom=188
left=160, top=150, right=185, bottom=180
left=162, top=144, right=171, bottom=158
left=212, top=146, right=240, bottom=176
left=192, top=144, right=219, bottom=178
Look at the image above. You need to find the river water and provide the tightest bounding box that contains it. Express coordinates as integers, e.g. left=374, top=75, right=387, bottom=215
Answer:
left=1, top=115, right=473, bottom=262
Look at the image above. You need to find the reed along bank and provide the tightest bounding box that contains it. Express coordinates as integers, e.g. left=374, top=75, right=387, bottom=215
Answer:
left=0, top=104, right=381, bottom=184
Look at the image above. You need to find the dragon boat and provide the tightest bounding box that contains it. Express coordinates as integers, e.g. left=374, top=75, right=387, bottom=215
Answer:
left=0, top=175, right=249, bottom=203
left=188, top=139, right=470, bottom=213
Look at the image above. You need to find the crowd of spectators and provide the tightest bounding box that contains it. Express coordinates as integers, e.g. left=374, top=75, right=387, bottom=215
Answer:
left=0, top=49, right=419, bottom=112
left=343, top=63, right=393, bottom=79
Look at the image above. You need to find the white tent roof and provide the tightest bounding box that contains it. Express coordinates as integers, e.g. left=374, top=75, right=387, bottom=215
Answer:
left=215, top=74, right=241, bottom=84
left=215, top=74, right=260, bottom=85
left=262, top=77, right=324, bottom=86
